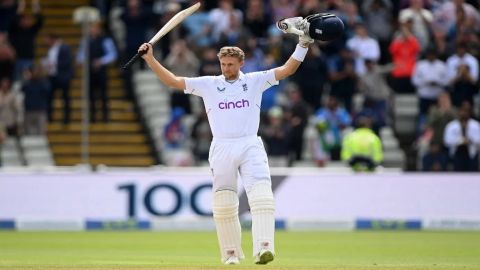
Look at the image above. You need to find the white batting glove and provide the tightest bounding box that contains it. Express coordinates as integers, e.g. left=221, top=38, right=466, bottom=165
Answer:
left=296, top=19, right=314, bottom=46
left=277, top=17, right=314, bottom=46
left=277, top=17, right=304, bottom=36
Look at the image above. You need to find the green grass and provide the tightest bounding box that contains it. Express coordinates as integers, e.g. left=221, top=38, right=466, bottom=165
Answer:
left=1, top=231, right=480, bottom=269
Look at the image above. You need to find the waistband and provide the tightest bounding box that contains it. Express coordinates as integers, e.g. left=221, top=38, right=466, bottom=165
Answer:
left=212, top=135, right=258, bottom=143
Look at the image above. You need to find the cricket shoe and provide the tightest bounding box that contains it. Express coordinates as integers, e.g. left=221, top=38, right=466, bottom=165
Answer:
left=254, top=249, right=275, bottom=265
left=224, top=256, right=240, bottom=265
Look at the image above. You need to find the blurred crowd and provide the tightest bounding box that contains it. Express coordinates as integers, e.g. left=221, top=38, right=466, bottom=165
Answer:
left=1, top=0, right=480, bottom=171
left=0, top=0, right=119, bottom=137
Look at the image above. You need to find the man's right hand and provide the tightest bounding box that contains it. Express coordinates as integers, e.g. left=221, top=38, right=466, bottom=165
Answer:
left=139, top=43, right=154, bottom=61
left=277, top=17, right=304, bottom=36
left=277, top=17, right=314, bottom=46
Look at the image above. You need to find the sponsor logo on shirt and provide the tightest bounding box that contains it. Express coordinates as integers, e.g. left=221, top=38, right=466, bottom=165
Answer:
left=218, top=99, right=250, bottom=110
left=217, top=86, right=226, bottom=92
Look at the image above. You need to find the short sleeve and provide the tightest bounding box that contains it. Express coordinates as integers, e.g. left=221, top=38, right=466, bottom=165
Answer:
left=184, top=76, right=212, bottom=97
left=248, top=69, right=279, bottom=92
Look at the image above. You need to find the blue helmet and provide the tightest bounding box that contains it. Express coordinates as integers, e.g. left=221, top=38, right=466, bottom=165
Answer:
left=306, top=13, right=344, bottom=41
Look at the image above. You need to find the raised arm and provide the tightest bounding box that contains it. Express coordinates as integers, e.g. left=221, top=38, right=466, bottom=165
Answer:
left=273, top=17, right=313, bottom=81
left=140, top=43, right=186, bottom=90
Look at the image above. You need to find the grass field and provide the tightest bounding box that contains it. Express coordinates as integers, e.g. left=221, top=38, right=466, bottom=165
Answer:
left=1, top=231, right=480, bottom=269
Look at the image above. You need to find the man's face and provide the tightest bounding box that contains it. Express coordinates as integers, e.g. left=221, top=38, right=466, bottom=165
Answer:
left=219, top=56, right=243, bottom=80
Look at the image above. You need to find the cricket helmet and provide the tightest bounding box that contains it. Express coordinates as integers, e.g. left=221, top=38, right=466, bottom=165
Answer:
left=305, top=13, right=344, bottom=41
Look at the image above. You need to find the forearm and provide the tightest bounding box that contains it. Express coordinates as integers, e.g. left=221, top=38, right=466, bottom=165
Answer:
left=283, top=57, right=302, bottom=76
left=275, top=44, right=308, bottom=80
left=145, top=57, right=182, bottom=88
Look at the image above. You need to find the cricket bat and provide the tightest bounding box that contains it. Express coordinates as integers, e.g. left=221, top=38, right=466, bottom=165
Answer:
left=121, top=2, right=201, bottom=69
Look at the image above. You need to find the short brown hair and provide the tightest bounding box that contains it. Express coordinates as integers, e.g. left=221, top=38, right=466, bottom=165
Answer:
left=217, top=46, right=245, bottom=61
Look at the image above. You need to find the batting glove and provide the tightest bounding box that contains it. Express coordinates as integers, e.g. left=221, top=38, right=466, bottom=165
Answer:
left=277, top=17, right=314, bottom=46
left=277, top=17, right=304, bottom=36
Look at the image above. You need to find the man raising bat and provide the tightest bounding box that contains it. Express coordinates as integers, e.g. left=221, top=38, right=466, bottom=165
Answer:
left=139, top=13, right=343, bottom=265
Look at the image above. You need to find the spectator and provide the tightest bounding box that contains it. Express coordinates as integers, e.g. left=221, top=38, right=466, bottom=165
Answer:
left=190, top=108, right=212, bottom=164
left=119, top=0, right=151, bottom=102
left=298, top=0, right=322, bottom=16
left=208, top=0, right=243, bottom=45
left=416, top=92, right=456, bottom=169
left=422, top=142, right=449, bottom=171
left=358, top=59, right=393, bottom=127
left=433, top=0, right=480, bottom=56
left=0, top=31, right=15, bottom=81
left=21, top=65, right=49, bottom=135
left=165, top=39, right=200, bottom=114
left=291, top=44, right=328, bottom=111
left=388, top=22, right=421, bottom=93
left=449, top=63, right=478, bottom=108
left=270, top=0, right=300, bottom=23
left=77, top=22, right=117, bottom=123
left=283, top=83, right=309, bottom=165
left=341, top=114, right=383, bottom=172
left=241, top=38, right=266, bottom=73
left=244, top=0, right=270, bottom=40
left=198, top=47, right=221, bottom=76
left=43, top=33, right=74, bottom=124
left=8, top=0, right=43, bottom=80
left=313, top=95, right=352, bottom=165
left=155, top=2, right=183, bottom=59
left=446, top=43, right=478, bottom=87
left=0, top=77, right=22, bottom=136
left=361, top=0, right=394, bottom=64
left=327, top=46, right=357, bottom=113
left=164, top=107, right=187, bottom=149
left=183, top=0, right=213, bottom=50
left=120, top=0, right=151, bottom=62
left=0, top=0, right=16, bottom=32
left=445, top=3, right=477, bottom=55
left=398, top=0, right=434, bottom=51
left=346, top=23, right=380, bottom=75
left=433, top=0, right=480, bottom=36
left=444, top=102, right=480, bottom=171
left=260, top=106, right=290, bottom=167
left=426, top=92, right=457, bottom=147
left=411, top=47, right=448, bottom=116
left=337, top=0, right=363, bottom=40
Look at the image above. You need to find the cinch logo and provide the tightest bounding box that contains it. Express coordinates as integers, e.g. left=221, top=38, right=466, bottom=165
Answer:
left=219, top=99, right=250, bottom=110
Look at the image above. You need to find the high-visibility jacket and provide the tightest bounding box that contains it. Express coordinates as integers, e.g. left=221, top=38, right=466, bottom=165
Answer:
left=341, top=128, right=383, bottom=164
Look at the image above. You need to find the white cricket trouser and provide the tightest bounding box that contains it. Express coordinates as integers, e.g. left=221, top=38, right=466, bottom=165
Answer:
left=208, top=135, right=271, bottom=193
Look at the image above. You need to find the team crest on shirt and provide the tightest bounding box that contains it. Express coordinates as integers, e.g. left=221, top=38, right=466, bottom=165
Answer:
left=217, top=86, right=226, bottom=93
left=242, top=83, right=248, bottom=92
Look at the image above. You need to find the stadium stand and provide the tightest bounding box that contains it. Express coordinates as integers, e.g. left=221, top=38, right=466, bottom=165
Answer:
left=36, top=0, right=156, bottom=167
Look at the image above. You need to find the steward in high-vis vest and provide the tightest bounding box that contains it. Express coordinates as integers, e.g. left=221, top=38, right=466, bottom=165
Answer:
left=341, top=116, right=383, bottom=172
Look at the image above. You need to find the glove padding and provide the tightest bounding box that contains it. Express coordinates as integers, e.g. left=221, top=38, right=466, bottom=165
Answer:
left=277, top=17, right=314, bottom=45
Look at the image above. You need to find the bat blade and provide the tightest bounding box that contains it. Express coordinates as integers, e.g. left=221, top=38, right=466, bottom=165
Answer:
left=121, top=2, right=201, bottom=69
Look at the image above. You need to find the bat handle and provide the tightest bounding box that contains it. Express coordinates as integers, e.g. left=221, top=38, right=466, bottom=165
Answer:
left=121, top=49, right=147, bottom=70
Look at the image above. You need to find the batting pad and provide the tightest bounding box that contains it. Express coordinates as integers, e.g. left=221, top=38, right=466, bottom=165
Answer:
left=213, top=190, right=245, bottom=262
left=247, top=181, right=276, bottom=256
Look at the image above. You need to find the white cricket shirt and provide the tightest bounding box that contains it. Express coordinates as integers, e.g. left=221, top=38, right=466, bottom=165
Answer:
left=184, top=70, right=278, bottom=139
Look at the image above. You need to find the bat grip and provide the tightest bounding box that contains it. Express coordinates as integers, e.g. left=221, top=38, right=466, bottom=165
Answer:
left=121, top=48, right=147, bottom=70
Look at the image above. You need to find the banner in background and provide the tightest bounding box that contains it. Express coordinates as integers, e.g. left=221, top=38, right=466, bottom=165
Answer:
left=1, top=171, right=479, bottom=230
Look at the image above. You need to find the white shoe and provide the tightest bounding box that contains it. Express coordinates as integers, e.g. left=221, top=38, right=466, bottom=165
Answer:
left=224, top=256, right=240, bottom=265
left=254, top=249, right=274, bottom=265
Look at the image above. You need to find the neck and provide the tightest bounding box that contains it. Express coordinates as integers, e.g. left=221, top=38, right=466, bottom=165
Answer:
left=225, top=73, right=239, bottom=81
